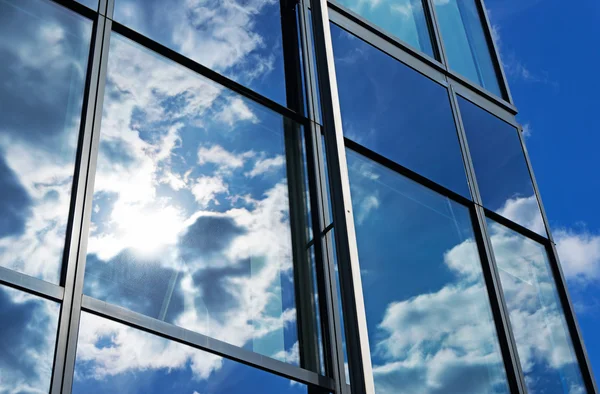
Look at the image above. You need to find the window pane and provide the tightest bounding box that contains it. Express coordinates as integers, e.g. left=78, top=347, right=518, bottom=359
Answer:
left=332, top=25, right=470, bottom=197
left=113, top=0, right=286, bottom=105
left=72, top=312, right=311, bottom=394
left=83, top=33, right=317, bottom=369
left=347, top=151, right=509, bottom=394
left=75, top=0, right=97, bottom=10
left=487, top=220, right=587, bottom=394
left=458, top=97, right=545, bottom=235
left=0, top=285, right=60, bottom=393
left=335, top=0, right=434, bottom=57
left=0, top=0, right=92, bottom=283
left=435, top=0, right=502, bottom=97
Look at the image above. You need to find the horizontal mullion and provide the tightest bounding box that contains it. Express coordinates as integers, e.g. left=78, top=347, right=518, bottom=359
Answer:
left=81, top=296, right=335, bottom=391
left=345, top=138, right=473, bottom=207
left=483, top=207, right=549, bottom=245
left=0, top=266, right=64, bottom=302
left=108, top=21, right=309, bottom=127
left=451, top=78, right=518, bottom=119
left=48, top=0, right=98, bottom=19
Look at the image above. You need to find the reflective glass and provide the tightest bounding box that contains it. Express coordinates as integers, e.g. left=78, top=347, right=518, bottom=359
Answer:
left=113, top=0, right=286, bottom=105
left=0, top=0, right=92, bottom=283
left=0, top=285, right=60, bottom=393
left=72, top=312, right=311, bottom=394
left=434, top=0, right=503, bottom=97
left=459, top=97, right=545, bottom=235
left=487, top=220, right=587, bottom=394
left=332, top=25, right=470, bottom=197
left=335, top=0, right=434, bottom=57
left=83, top=33, right=317, bottom=369
left=347, top=151, right=509, bottom=394
left=75, top=0, right=98, bottom=10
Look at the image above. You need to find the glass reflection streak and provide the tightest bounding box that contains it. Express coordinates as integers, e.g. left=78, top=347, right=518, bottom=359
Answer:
left=0, top=285, right=60, bottom=393
left=83, top=32, right=303, bottom=365
left=347, top=151, right=509, bottom=394
left=459, top=97, right=545, bottom=235
left=0, top=0, right=91, bottom=283
left=332, top=24, right=470, bottom=197
left=72, top=312, right=309, bottom=394
left=488, top=221, right=587, bottom=394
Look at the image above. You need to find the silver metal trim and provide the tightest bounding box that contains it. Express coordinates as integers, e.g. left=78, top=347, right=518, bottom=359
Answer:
left=0, top=267, right=63, bottom=302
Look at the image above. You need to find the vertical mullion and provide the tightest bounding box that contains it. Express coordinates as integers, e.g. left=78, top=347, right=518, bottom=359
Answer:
left=476, top=0, right=514, bottom=104
left=310, top=1, right=375, bottom=393
left=50, top=12, right=106, bottom=394
left=53, top=18, right=112, bottom=394
left=423, top=0, right=449, bottom=67
left=448, top=86, right=527, bottom=394
left=516, top=126, right=599, bottom=394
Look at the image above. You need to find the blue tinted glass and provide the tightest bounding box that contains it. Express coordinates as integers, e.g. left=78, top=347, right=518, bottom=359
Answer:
left=435, top=0, right=503, bottom=97
left=0, top=285, right=60, bottom=393
left=335, top=0, right=434, bottom=57
left=347, top=151, right=509, bottom=394
left=83, top=33, right=317, bottom=369
left=75, top=0, right=97, bottom=10
left=0, top=0, right=92, bottom=283
left=487, top=220, right=587, bottom=394
left=72, top=312, right=310, bottom=394
left=113, top=0, right=286, bottom=105
left=458, top=97, right=545, bottom=235
left=332, top=25, right=470, bottom=197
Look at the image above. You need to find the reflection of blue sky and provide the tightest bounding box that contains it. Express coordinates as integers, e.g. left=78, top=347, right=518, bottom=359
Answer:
left=347, top=151, right=509, bottom=394
left=75, top=0, right=98, bottom=10
left=0, top=0, right=91, bottom=283
left=488, top=220, right=587, bottom=394
left=113, top=0, right=286, bottom=105
left=72, top=312, right=308, bottom=394
left=335, top=0, right=433, bottom=56
left=0, top=285, right=59, bottom=393
left=458, top=97, right=546, bottom=235
left=434, top=0, right=502, bottom=97
left=331, top=24, right=470, bottom=198
left=82, top=30, right=310, bottom=379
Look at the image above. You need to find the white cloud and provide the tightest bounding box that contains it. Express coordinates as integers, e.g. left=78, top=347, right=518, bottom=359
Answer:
left=555, top=228, right=600, bottom=282
left=245, top=155, right=285, bottom=178
left=190, top=176, right=228, bottom=207
left=215, top=97, right=258, bottom=126
left=497, top=195, right=545, bottom=235
left=198, top=145, right=254, bottom=170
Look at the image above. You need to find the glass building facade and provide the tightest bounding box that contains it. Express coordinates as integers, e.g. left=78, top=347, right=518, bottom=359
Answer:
left=0, top=0, right=595, bottom=393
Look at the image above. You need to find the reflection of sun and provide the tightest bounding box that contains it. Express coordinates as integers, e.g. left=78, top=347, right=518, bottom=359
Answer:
left=113, top=202, right=184, bottom=257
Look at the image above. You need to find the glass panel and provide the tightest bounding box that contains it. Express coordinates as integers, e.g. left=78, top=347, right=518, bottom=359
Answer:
left=458, top=97, right=545, bottom=235
left=76, top=0, right=98, bottom=10
left=434, top=0, right=503, bottom=97
left=0, top=284, right=60, bottom=393
left=347, top=150, right=509, bottom=394
left=72, top=312, right=311, bottom=394
left=332, top=25, right=470, bottom=197
left=113, top=0, right=286, bottom=105
left=83, top=33, right=318, bottom=369
left=0, top=0, right=92, bottom=283
left=487, top=220, right=587, bottom=394
left=335, top=0, right=434, bottom=57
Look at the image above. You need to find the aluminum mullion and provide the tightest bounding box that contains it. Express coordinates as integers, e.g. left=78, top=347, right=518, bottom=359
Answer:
left=0, top=267, right=64, bottom=302
left=53, top=17, right=112, bottom=394
left=310, top=1, right=375, bottom=393
left=452, top=83, right=518, bottom=124
left=50, top=12, right=107, bottom=394
left=449, top=86, right=527, bottom=394
left=516, top=125, right=599, bottom=394
left=423, top=0, right=449, bottom=66
left=81, top=295, right=335, bottom=391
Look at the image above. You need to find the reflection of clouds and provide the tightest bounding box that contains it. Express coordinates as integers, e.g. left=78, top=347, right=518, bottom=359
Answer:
left=0, top=0, right=91, bottom=283
left=81, top=27, right=302, bottom=383
left=0, top=285, right=59, bottom=393
left=497, top=194, right=545, bottom=235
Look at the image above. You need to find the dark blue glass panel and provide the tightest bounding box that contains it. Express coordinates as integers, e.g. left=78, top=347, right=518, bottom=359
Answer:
left=335, top=0, right=434, bottom=57
left=458, top=97, right=545, bottom=235
left=113, top=0, right=286, bottom=105
left=487, top=219, right=587, bottom=394
left=0, top=0, right=92, bottom=283
left=347, top=150, right=509, bottom=394
left=0, top=285, right=60, bottom=393
left=435, top=0, right=503, bottom=97
left=332, top=24, right=470, bottom=197
left=83, top=33, right=317, bottom=368
left=72, top=312, right=310, bottom=394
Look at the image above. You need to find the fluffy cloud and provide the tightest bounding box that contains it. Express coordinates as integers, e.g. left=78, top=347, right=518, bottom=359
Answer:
left=555, top=229, right=600, bottom=282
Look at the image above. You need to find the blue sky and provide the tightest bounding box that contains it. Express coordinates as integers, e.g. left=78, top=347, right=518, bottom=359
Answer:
left=485, top=0, right=600, bottom=383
